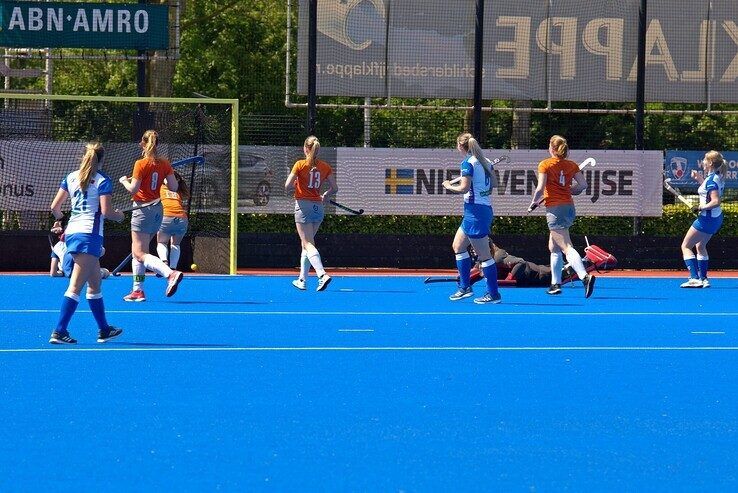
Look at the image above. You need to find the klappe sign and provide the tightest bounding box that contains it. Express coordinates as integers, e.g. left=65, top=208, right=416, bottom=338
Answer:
left=297, top=0, right=738, bottom=103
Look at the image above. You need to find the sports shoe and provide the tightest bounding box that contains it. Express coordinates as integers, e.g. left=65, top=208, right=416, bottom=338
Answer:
left=97, top=326, right=123, bottom=343
left=49, top=330, right=77, bottom=345
left=547, top=284, right=562, bottom=295
left=292, top=278, right=306, bottom=290
left=123, top=289, right=146, bottom=302
left=166, top=270, right=184, bottom=297
left=583, top=274, right=596, bottom=298
left=100, top=268, right=111, bottom=279
left=702, top=278, right=711, bottom=288
left=474, top=292, right=502, bottom=304
left=680, top=278, right=703, bottom=288
left=316, top=274, right=332, bottom=291
left=449, top=286, right=473, bottom=301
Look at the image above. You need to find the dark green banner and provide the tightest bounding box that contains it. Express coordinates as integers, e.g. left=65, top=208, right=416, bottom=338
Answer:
left=0, top=1, right=169, bottom=49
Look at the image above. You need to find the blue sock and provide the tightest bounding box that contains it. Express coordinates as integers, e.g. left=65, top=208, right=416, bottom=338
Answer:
left=480, top=259, right=499, bottom=296
left=87, top=294, right=109, bottom=331
left=55, top=294, right=79, bottom=333
left=455, top=252, right=472, bottom=289
left=697, top=257, right=709, bottom=280
left=684, top=257, right=698, bottom=279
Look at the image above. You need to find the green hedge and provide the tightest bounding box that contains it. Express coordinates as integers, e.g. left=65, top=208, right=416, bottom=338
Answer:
left=8, top=204, right=731, bottom=236
left=238, top=203, right=738, bottom=237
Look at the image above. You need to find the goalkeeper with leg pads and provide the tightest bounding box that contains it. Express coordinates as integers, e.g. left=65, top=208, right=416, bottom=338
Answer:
left=464, top=240, right=616, bottom=288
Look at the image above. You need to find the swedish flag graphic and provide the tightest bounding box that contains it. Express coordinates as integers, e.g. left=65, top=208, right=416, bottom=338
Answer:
left=385, top=168, right=414, bottom=194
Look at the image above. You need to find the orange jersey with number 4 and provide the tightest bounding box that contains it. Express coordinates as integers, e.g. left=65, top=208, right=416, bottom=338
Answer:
left=538, top=157, right=580, bottom=207
left=132, top=157, right=173, bottom=203
left=291, top=159, right=333, bottom=202
left=160, top=183, right=187, bottom=218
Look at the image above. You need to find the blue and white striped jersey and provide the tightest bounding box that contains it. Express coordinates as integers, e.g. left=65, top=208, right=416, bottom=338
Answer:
left=698, top=172, right=724, bottom=218
left=60, top=170, right=113, bottom=237
left=460, top=155, right=493, bottom=207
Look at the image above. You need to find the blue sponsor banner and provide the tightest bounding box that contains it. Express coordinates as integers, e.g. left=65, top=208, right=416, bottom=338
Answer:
left=664, top=150, right=738, bottom=188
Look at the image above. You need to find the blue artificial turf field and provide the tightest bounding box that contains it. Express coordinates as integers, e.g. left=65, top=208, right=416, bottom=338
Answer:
left=0, top=273, right=736, bottom=491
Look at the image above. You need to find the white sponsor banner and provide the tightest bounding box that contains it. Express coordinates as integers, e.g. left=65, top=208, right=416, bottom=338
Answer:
left=333, top=148, right=664, bottom=217
left=0, top=140, right=180, bottom=212
left=0, top=141, right=663, bottom=217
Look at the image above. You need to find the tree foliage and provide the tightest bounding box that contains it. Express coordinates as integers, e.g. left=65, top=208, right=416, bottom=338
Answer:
left=43, top=1, right=738, bottom=151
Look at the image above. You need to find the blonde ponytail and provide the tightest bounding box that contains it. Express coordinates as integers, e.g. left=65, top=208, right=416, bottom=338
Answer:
left=304, top=135, right=320, bottom=169
left=549, top=135, right=569, bottom=158
left=457, top=132, right=496, bottom=186
left=141, top=130, right=159, bottom=159
left=79, top=142, right=103, bottom=191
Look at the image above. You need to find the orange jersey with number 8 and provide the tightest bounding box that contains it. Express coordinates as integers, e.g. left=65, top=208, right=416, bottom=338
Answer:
left=132, top=157, right=173, bottom=203
left=291, top=159, right=333, bottom=202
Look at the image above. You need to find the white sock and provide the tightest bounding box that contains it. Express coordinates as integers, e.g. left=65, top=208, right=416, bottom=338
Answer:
left=144, top=253, right=174, bottom=278
left=169, top=245, right=181, bottom=269
left=308, top=251, right=326, bottom=277
left=299, top=249, right=310, bottom=280
left=132, top=258, right=145, bottom=290
left=64, top=290, right=80, bottom=302
left=565, top=247, right=588, bottom=280
left=156, top=242, right=169, bottom=263
left=550, top=252, right=564, bottom=284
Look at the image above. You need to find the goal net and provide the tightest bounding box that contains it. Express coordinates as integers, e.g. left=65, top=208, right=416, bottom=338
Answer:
left=0, top=94, right=238, bottom=274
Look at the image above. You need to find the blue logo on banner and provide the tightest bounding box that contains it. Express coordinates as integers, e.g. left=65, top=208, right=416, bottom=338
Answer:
left=664, top=150, right=738, bottom=188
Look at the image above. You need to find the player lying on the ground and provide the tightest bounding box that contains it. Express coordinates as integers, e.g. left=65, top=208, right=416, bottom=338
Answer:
left=487, top=242, right=616, bottom=286
left=50, top=232, right=110, bottom=279
left=425, top=241, right=616, bottom=287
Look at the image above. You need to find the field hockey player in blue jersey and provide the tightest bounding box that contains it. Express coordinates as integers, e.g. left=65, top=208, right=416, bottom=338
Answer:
left=442, top=132, right=501, bottom=304
left=48, top=143, right=125, bottom=344
left=680, top=150, right=727, bottom=288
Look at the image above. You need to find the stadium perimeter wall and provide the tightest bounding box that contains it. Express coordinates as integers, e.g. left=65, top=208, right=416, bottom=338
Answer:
left=3, top=232, right=738, bottom=272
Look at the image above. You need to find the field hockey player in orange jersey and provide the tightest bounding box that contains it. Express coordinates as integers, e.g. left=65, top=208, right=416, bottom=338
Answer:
left=285, top=135, right=338, bottom=291
left=157, top=170, right=190, bottom=271
left=118, top=130, right=184, bottom=301
left=529, top=135, right=595, bottom=298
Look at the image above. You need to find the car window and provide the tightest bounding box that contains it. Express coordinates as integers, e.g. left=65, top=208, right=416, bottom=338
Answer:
left=240, top=154, right=256, bottom=167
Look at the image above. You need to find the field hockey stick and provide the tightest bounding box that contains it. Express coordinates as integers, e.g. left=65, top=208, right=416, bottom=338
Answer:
left=111, top=252, right=133, bottom=276
left=423, top=275, right=459, bottom=284
left=663, top=178, right=698, bottom=213
left=578, top=157, right=597, bottom=171
left=329, top=200, right=364, bottom=215
left=172, top=155, right=205, bottom=169
left=47, top=232, right=56, bottom=250
left=528, top=157, right=597, bottom=213
left=448, top=154, right=509, bottom=185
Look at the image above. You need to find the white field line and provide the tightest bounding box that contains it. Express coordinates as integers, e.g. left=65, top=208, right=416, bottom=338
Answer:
left=4, top=309, right=738, bottom=317
left=1, top=345, right=738, bottom=353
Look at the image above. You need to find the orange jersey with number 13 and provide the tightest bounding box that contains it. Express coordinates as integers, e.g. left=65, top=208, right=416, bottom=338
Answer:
left=160, top=183, right=187, bottom=218
left=291, top=159, right=333, bottom=202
